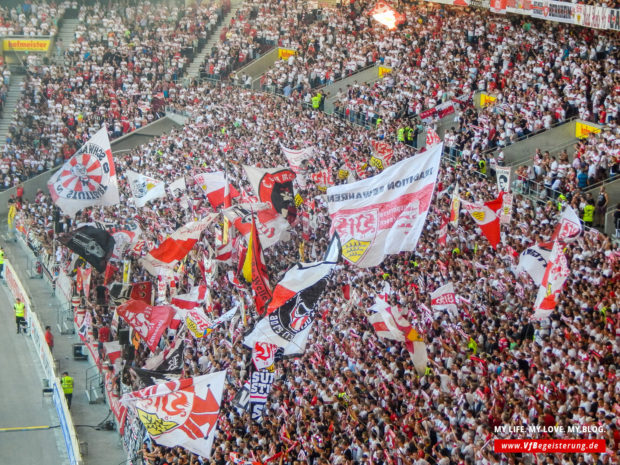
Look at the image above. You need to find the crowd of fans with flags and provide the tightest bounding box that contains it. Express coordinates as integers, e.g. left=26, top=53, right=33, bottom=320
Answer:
left=3, top=1, right=620, bottom=465
left=10, top=73, right=620, bottom=465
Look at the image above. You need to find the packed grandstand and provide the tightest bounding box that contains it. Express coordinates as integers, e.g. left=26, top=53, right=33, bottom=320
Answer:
left=2, top=0, right=620, bottom=464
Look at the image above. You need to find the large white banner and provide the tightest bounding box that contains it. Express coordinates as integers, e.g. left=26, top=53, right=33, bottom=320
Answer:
left=48, top=127, right=119, bottom=217
left=496, top=166, right=511, bottom=193
left=327, top=143, right=442, bottom=267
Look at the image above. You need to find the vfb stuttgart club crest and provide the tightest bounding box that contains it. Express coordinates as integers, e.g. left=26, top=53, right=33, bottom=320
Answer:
left=331, top=209, right=378, bottom=263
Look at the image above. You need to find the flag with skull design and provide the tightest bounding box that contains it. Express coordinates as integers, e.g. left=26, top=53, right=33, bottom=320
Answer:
left=59, top=225, right=116, bottom=272
left=243, top=234, right=341, bottom=349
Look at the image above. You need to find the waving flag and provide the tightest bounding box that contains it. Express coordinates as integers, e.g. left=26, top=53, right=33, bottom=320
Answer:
left=121, top=371, right=226, bottom=458
left=241, top=215, right=272, bottom=315
left=310, top=169, right=334, bottom=189
left=517, top=243, right=552, bottom=285
left=193, top=172, right=240, bottom=208
left=171, top=286, right=207, bottom=310
left=116, top=299, right=175, bottom=351
left=532, top=241, right=570, bottom=321
left=175, top=308, right=211, bottom=339
left=48, top=127, right=119, bottom=217
left=425, top=127, right=441, bottom=147
left=59, top=226, right=115, bottom=272
left=252, top=342, right=278, bottom=371
left=368, top=1, right=405, bottom=30
left=551, top=205, right=582, bottom=243
left=430, top=282, right=458, bottom=316
left=281, top=145, right=312, bottom=189
left=223, top=203, right=290, bottom=249
left=168, top=177, right=186, bottom=198
left=126, top=170, right=166, bottom=207
left=438, top=215, right=448, bottom=246
left=243, top=166, right=296, bottom=217
left=449, top=184, right=460, bottom=226
left=368, top=299, right=427, bottom=374
left=370, top=140, right=394, bottom=166
left=141, top=214, right=217, bottom=275
left=243, top=235, right=340, bottom=349
left=462, top=192, right=504, bottom=249
left=327, top=143, right=442, bottom=267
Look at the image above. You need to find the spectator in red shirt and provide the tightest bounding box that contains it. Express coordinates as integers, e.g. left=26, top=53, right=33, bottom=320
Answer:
left=44, top=326, right=54, bottom=353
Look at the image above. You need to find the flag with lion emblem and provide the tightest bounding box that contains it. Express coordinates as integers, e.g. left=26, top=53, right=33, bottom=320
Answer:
left=121, top=371, right=226, bottom=458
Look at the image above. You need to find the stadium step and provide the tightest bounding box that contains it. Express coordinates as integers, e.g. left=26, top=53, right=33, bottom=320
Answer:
left=54, top=18, right=81, bottom=61
left=184, top=2, right=243, bottom=81
left=0, top=73, right=26, bottom=143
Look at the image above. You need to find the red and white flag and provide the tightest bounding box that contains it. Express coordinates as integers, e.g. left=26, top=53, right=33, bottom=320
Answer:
left=193, top=172, right=240, bottom=208
left=425, top=127, right=441, bottom=147
left=243, top=165, right=296, bottom=217
left=438, top=215, right=448, bottom=246
left=223, top=202, right=290, bottom=249
left=121, top=371, right=226, bottom=458
left=103, top=340, right=122, bottom=365
left=117, top=300, right=175, bottom=351
left=462, top=192, right=504, bottom=249
left=551, top=205, right=582, bottom=243
left=141, top=214, right=217, bottom=275
left=310, top=169, right=334, bottom=189
left=430, top=282, right=458, bottom=316
left=171, top=286, right=207, bottom=310
left=368, top=1, right=405, bottom=30
left=175, top=307, right=211, bottom=339
left=368, top=299, right=428, bottom=374
left=532, top=241, right=570, bottom=321
left=327, top=143, right=442, bottom=267
left=252, top=342, right=278, bottom=371
left=370, top=140, right=394, bottom=167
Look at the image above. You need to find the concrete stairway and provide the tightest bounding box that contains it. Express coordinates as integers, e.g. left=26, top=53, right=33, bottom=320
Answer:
left=54, top=17, right=80, bottom=60
left=0, top=73, right=26, bottom=143
left=185, top=2, right=242, bottom=80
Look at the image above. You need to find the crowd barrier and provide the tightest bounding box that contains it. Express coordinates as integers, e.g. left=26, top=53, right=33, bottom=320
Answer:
left=4, top=259, right=83, bottom=465
left=12, top=226, right=145, bottom=463
left=424, top=0, right=620, bottom=30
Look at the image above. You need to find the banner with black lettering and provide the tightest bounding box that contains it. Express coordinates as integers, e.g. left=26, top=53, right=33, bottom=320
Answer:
left=516, top=243, right=552, bottom=285
left=326, top=143, right=442, bottom=267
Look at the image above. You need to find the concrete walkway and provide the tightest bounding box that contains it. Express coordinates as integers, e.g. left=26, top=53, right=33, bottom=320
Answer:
left=0, top=281, right=68, bottom=465
left=0, top=235, right=126, bottom=465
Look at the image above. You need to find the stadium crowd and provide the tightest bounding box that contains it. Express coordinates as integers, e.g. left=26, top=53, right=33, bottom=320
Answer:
left=2, top=0, right=619, bottom=191
left=0, top=1, right=68, bottom=37
left=11, top=77, right=620, bottom=465
left=1, top=0, right=229, bottom=189
left=3, top=1, right=620, bottom=465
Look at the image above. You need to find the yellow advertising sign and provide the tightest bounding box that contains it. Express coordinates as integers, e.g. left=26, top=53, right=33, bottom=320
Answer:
left=3, top=38, right=51, bottom=52
left=479, top=93, right=497, bottom=108
left=575, top=121, right=601, bottom=139
left=278, top=48, right=296, bottom=60
left=378, top=66, right=392, bottom=78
